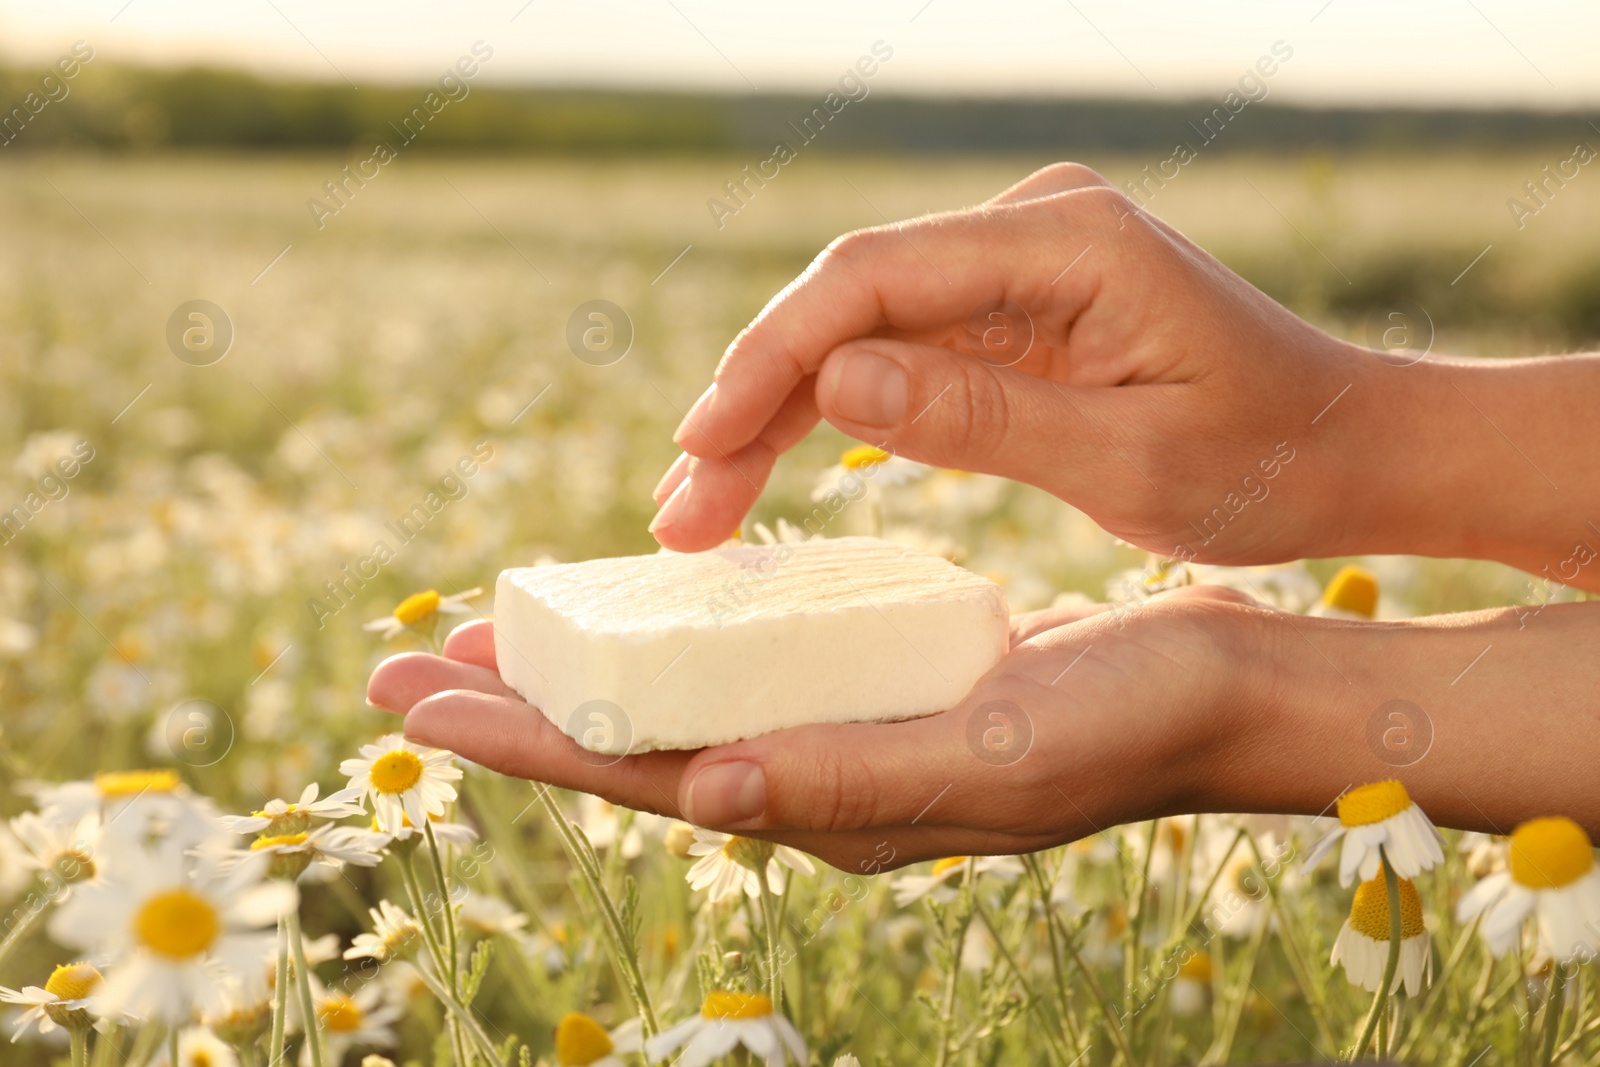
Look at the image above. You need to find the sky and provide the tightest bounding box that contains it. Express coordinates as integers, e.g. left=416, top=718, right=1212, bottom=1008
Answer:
left=1, top=0, right=1598, bottom=109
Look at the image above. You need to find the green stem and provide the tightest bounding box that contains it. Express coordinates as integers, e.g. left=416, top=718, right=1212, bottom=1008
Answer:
left=973, top=902, right=1074, bottom=1064
left=168, top=1028, right=180, bottom=1067
left=287, top=907, right=326, bottom=1067
left=536, top=787, right=659, bottom=1037
left=70, top=1028, right=88, bottom=1067
left=757, top=870, right=784, bottom=1008
left=424, top=821, right=472, bottom=1067
left=1541, top=966, right=1569, bottom=1067
left=399, top=853, right=469, bottom=1067
left=1125, top=821, right=1159, bottom=1025
left=269, top=915, right=289, bottom=1067
left=1350, top=853, right=1403, bottom=1061
left=408, top=951, right=509, bottom=1066
left=931, top=860, right=976, bottom=1067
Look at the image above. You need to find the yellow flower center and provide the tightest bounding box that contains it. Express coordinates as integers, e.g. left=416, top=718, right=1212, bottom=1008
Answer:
left=369, top=750, right=424, bottom=794
left=1177, top=952, right=1213, bottom=983
left=839, top=445, right=890, bottom=470
left=44, top=962, right=102, bottom=1002
left=1321, top=565, right=1378, bottom=618
left=930, top=856, right=969, bottom=879
left=318, top=994, right=365, bottom=1033
left=393, top=590, right=441, bottom=625
left=1347, top=872, right=1425, bottom=940
left=134, top=888, right=220, bottom=959
left=701, top=991, right=773, bottom=1020
left=95, top=769, right=181, bottom=798
left=251, top=832, right=310, bottom=851
left=1508, top=816, right=1595, bottom=890
left=1337, top=779, right=1413, bottom=827
left=721, top=835, right=775, bottom=872
left=554, top=1012, right=614, bottom=1066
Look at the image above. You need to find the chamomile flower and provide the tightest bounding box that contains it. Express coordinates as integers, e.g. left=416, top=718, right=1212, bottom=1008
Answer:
left=1, top=962, right=106, bottom=1040
left=1169, top=952, right=1214, bottom=1018
left=232, top=824, right=383, bottom=881
left=27, top=770, right=220, bottom=850
left=577, top=794, right=662, bottom=859
left=685, top=830, right=815, bottom=903
left=1456, top=816, right=1600, bottom=962
left=158, top=1027, right=240, bottom=1067
left=5, top=811, right=101, bottom=891
left=552, top=1012, right=642, bottom=1067
left=49, top=840, right=296, bottom=1023
left=891, top=855, right=1022, bottom=907
left=458, top=891, right=530, bottom=942
left=363, top=588, right=481, bottom=639
left=1308, top=564, right=1379, bottom=620
left=338, top=735, right=462, bottom=834
left=344, top=900, right=424, bottom=963
left=306, top=982, right=401, bottom=1065
left=1457, top=831, right=1508, bottom=877
left=1330, top=870, right=1433, bottom=995
left=646, top=992, right=807, bottom=1067
left=221, top=783, right=365, bottom=835
left=1304, top=779, right=1444, bottom=886
left=352, top=812, right=478, bottom=856
left=811, top=445, right=926, bottom=502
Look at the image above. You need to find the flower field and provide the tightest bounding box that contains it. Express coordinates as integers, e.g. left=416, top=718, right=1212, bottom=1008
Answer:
left=0, top=152, right=1596, bottom=1066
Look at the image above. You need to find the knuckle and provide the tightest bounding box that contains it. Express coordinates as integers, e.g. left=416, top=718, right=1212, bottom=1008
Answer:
left=950, top=362, right=1011, bottom=466
left=818, top=227, right=889, bottom=275
left=1033, top=161, right=1111, bottom=188
left=795, top=746, right=878, bottom=833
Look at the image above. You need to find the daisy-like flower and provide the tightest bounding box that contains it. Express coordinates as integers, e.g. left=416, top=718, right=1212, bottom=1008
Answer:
left=6, top=811, right=101, bottom=891
left=1457, top=831, right=1508, bottom=877
left=1308, top=564, right=1379, bottom=620
left=459, top=891, right=529, bottom=942
left=1168, top=952, right=1214, bottom=1018
left=646, top=991, right=807, bottom=1067
left=685, top=830, right=815, bottom=903
left=338, top=735, right=462, bottom=834
left=233, top=824, right=384, bottom=881
left=891, top=855, right=1022, bottom=907
left=577, top=794, right=663, bottom=859
left=27, top=770, right=220, bottom=850
left=159, top=1027, right=240, bottom=1067
left=1304, top=779, right=1445, bottom=886
left=350, top=812, right=478, bottom=857
left=48, top=840, right=296, bottom=1024
left=552, top=1012, right=643, bottom=1067
left=811, top=445, right=926, bottom=502
left=1, top=962, right=108, bottom=1040
left=363, top=588, right=481, bottom=640
left=344, top=900, right=424, bottom=963
left=1456, top=816, right=1600, bottom=962
left=305, top=982, right=401, bottom=1066
left=221, top=783, right=365, bottom=835
left=1330, top=869, right=1433, bottom=995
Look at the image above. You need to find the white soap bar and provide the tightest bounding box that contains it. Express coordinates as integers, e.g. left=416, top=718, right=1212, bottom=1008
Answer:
left=493, top=537, right=1009, bottom=754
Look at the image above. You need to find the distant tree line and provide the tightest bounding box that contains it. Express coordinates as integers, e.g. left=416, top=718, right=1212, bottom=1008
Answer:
left=0, top=59, right=1594, bottom=155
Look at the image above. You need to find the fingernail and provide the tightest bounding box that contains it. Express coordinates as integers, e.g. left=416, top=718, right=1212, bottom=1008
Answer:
left=653, top=451, right=692, bottom=505
left=828, top=351, right=908, bottom=428
left=673, top=383, right=718, bottom=447
left=686, top=761, right=766, bottom=826
left=648, top=474, right=692, bottom=534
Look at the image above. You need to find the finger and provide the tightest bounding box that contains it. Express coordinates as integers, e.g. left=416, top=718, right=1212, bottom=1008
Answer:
left=672, top=192, right=1116, bottom=462
left=367, top=651, right=513, bottom=714
left=986, top=161, right=1112, bottom=206
left=652, top=451, right=692, bottom=507
left=1010, top=600, right=1111, bottom=646
left=675, top=704, right=1038, bottom=835
left=442, top=618, right=497, bottom=670
left=650, top=375, right=821, bottom=550
left=403, top=689, right=694, bottom=818
left=813, top=336, right=1136, bottom=504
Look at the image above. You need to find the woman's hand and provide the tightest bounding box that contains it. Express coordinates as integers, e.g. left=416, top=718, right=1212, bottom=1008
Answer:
left=650, top=162, right=1600, bottom=592
left=367, top=587, right=1270, bottom=873
left=651, top=162, right=1370, bottom=565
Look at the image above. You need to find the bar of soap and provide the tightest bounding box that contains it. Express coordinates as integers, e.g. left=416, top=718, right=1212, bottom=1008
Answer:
left=493, top=537, right=1009, bottom=753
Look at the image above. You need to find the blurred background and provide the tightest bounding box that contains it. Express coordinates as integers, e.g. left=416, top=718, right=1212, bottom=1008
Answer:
left=2, top=0, right=1598, bottom=806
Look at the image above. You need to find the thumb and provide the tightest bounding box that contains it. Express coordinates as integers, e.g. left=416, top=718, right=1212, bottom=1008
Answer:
left=814, top=337, right=1133, bottom=498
